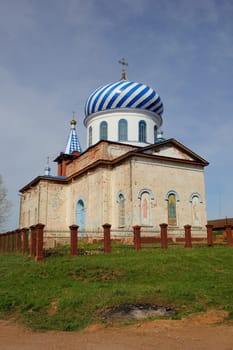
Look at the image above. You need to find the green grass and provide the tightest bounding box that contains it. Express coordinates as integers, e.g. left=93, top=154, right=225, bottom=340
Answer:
left=0, top=245, right=233, bottom=331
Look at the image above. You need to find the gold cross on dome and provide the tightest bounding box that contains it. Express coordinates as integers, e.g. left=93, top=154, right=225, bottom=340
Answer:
left=118, top=58, right=128, bottom=80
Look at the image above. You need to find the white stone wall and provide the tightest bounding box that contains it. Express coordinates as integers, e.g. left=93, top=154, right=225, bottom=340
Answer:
left=20, top=181, right=67, bottom=232
left=104, top=157, right=207, bottom=235
left=20, top=186, right=39, bottom=228
left=20, top=145, right=207, bottom=238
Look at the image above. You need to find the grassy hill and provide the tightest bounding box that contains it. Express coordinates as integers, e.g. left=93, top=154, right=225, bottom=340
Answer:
left=0, top=245, right=233, bottom=331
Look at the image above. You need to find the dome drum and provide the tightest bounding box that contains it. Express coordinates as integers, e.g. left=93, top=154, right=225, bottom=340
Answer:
left=85, top=108, right=163, bottom=148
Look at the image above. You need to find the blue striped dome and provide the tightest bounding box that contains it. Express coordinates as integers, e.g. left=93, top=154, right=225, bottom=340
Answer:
left=85, top=79, right=163, bottom=117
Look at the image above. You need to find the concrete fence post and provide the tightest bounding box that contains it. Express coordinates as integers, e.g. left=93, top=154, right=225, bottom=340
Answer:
left=133, top=225, right=141, bottom=251
left=160, top=223, right=168, bottom=249
left=69, top=225, right=79, bottom=256
left=103, top=223, right=111, bottom=253
left=22, top=228, right=29, bottom=254
left=184, top=224, right=192, bottom=248
left=206, top=224, right=214, bottom=246
left=35, top=223, right=45, bottom=262
left=225, top=225, right=233, bottom=246
left=29, top=225, right=36, bottom=257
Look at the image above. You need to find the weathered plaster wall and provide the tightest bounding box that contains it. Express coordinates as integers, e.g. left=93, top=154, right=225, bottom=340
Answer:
left=66, top=141, right=136, bottom=177
left=20, top=181, right=67, bottom=232
left=20, top=143, right=207, bottom=238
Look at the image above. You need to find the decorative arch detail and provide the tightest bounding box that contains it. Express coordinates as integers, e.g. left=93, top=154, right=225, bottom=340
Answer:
left=189, top=192, right=203, bottom=203
left=137, top=188, right=154, bottom=200
left=116, top=191, right=126, bottom=202
left=165, top=190, right=180, bottom=202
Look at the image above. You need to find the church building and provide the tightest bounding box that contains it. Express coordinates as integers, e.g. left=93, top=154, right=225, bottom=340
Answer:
left=19, top=62, right=209, bottom=239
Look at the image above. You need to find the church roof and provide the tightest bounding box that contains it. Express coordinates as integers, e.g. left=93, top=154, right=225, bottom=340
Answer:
left=84, top=79, right=163, bottom=117
left=19, top=175, right=67, bottom=193
left=19, top=139, right=208, bottom=193
left=131, top=139, right=209, bottom=166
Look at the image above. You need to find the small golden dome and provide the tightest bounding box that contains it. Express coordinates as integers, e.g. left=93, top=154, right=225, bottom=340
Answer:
left=70, top=119, right=77, bottom=125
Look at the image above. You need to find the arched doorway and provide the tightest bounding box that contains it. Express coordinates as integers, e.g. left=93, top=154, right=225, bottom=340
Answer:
left=76, top=199, right=86, bottom=236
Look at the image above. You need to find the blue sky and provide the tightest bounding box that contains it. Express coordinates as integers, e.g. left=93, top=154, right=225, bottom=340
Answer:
left=0, top=0, right=233, bottom=230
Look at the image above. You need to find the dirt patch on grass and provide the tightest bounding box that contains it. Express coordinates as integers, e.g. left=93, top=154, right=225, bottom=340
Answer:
left=1, top=310, right=233, bottom=350
left=47, top=300, right=58, bottom=316
left=101, top=302, right=175, bottom=321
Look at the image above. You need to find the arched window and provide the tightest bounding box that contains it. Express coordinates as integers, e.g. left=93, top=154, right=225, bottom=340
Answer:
left=165, top=191, right=179, bottom=226
left=100, top=121, right=108, bottom=140
left=190, top=195, right=201, bottom=226
left=139, top=120, right=147, bottom=142
left=168, top=194, right=177, bottom=225
left=138, top=188, right=154, bottom=226
left=118, top=193, right=125, bottom=227
left=88, top=126, right=92, bottom=147
left=154, top=125, right=158, bottom=143
left=76, top=199, right=86, bottom=236
left=118, top=119, right=128, bottom=141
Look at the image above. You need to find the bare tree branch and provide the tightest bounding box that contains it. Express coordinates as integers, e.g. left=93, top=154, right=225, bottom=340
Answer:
left=0, top=175, right=12, bottom=230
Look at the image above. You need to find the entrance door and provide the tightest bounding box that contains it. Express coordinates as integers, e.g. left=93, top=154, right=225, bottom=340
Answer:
left=76, top=199, right=86, bottom=237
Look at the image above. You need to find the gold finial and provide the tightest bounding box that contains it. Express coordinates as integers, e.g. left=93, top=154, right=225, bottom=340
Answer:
left=70, top=111, right=77, bottom=125
left=118, top=57, right=128, bottom=80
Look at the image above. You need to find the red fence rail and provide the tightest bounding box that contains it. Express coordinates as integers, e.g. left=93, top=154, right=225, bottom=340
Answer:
left=0, top=223, right=232, bottom=262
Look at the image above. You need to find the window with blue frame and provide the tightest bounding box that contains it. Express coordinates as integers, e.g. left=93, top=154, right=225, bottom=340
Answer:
left=100, top=121, right=108, bottom=140
left=139, top=120, right=147, bottom=142
left=118, top=119, right=128, bottom=141
left=88, top=126, right=92, bottom=147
